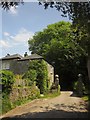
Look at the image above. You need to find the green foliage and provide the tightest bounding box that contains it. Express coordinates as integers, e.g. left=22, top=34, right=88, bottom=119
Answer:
left=0, top=70, right=40, bottom=114
left=73, top=80, right=85, bottom=96
left=2, top=95, right=12, bottom=114
left=41, top=90, right=60, bottom=99
left=28, top=21, right=72, bottom=56
left=15, top=74, right=22, bottom=79
left=11, top=85, right=40, bottom=108
left=82, top=95, right=89, bottom=102
left=22, top=69, right=37, bottom=86
left=29, top=85, right=40, bottom=100
left=2, top=84, right=40, bottom=114
left=28, top=21, right=87, bottom=90
left=0, top=70, right=15, bottom=94
left=40, top=2, right=90, bottom=51
left=23, top=60, right=48, bottom=94
left=0, top=1, right=23, bottom=10
left=40, top=2, right=90, bottom=85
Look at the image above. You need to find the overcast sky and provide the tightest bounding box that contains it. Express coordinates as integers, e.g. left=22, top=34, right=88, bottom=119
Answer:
left=0, top=2, right=70, bottom=58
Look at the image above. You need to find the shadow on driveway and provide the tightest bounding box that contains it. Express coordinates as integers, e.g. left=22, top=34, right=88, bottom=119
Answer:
left=2, top=107, right=89, bottom=119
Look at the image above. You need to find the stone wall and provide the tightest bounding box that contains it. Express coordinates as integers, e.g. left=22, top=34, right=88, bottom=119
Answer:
left=9, top=86, right=39, bottom=102
left=9, top=78, right=40, bottom=103
left=10, top=59, right=54, bottom=87
left=8, top=60, right=54, bottom=102
left=46, top=62, right=54, bottom=88
left=10, top=60, right=29, bottom=74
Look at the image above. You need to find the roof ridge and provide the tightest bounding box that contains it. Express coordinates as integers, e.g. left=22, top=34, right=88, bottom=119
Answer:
left=0, top=54, right=23, bottom=60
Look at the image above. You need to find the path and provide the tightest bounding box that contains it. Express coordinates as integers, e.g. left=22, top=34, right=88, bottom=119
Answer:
left=1, top=91, right=89, bottom=118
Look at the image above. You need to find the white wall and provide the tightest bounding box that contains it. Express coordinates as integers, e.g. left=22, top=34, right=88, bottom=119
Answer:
left=47, top=63, right=54, bottom=87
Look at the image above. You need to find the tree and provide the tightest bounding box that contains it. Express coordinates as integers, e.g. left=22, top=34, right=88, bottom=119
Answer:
left=1, top=0, right=89, bottom=86
left=1, top=1, right=90, bottom=80
left=39, top=1, right=90, bottom=81
left=28, top=21, right=87, bottom=90
left=0, top=0, right=23, bottom=10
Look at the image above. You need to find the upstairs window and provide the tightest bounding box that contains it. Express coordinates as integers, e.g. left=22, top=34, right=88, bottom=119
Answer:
left=2, top=62, right=10, bottom=70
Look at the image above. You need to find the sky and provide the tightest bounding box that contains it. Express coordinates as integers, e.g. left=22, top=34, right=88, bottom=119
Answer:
left=0, top=2, right=70, bottom=58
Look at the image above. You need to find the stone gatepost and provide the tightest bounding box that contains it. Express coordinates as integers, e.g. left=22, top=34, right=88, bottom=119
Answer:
left=55, top=74, right=59, bottom=87
left=77, top=74, right=84, bottom=97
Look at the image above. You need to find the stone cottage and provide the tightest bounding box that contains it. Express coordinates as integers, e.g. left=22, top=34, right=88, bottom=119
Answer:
left=0, top=53, right=54, bottom=87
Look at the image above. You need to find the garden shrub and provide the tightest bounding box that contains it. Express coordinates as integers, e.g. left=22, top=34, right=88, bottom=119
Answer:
left=10, top=85, right=40, bottom=108
left=23, top=60, right=48, bottom=94
left=2, top=82, right=40, bottom=114
left=22, top=69, right=37, bottom=86
left=15, top=74, right=22, bottom=79
left=73, top=80, right=85, bottom=95
left=0, top=61, right=50, bottom=114
left=0, top=70, right=15, bottom=114
left=0, top=70, right=15, bottom=94
left=38, top=61, right=48, bottom=94
left=29, top=85, right=40, bottom=99
left=2, top=95, right=12, bottom=114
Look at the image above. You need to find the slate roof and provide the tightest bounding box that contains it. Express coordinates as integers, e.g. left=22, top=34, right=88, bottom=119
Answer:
left=18, top=54, right=43, bottom=61
left=0, top=54, right=23, bottom=60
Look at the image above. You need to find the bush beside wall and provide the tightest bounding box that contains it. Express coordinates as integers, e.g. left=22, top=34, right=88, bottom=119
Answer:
left=23, top=60, right=49, bottom=94
left=0, top=71, right=40, bottom=115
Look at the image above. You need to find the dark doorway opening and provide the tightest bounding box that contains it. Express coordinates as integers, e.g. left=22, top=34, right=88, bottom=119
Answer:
left=59, top=74, right=74, bottom=91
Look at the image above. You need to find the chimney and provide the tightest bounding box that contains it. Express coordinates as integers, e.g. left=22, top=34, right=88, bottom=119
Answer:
left=6, top=53, right=10, bottom=57
left=24, top=52, right=28, bottom=57
left=31, top=51, right=34, bottom=54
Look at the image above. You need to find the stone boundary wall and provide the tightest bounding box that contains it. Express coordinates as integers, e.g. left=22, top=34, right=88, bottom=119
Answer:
left=9, top=78, right=40, bottom=103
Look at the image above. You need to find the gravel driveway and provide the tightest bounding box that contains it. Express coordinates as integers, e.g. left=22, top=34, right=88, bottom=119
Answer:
left=1, top=91, right=89, bottom=118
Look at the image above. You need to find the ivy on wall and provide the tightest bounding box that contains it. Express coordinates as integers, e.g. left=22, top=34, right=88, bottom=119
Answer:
left=23, top=60, right=48, bottom=94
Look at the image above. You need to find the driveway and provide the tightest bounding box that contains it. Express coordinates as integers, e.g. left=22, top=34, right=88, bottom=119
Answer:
left=1, top=91, right=89, bottom=118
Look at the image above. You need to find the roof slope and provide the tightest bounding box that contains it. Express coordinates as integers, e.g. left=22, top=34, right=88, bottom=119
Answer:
left=19, top=54, right=43, bottom=61
left=0, top=54, right=23, bottom=60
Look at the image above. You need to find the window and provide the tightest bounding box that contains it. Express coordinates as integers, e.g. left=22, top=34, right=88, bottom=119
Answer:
left=2, top=62, right=10, bottom=70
